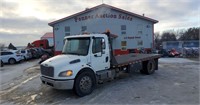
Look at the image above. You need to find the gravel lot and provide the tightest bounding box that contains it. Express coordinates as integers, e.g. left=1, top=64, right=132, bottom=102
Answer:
left=0, top=58, right=199, bottom=105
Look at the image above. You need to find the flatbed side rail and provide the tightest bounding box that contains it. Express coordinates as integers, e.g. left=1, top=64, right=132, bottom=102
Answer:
left=112, top=54, right=161, bottom=68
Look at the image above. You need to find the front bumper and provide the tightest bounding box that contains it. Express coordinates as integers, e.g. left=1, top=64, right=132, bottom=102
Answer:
left=40, top=76, right=74, bottom=90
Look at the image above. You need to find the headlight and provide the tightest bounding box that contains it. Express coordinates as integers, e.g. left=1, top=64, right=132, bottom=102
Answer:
left=59, top=70, right=73, bottom=77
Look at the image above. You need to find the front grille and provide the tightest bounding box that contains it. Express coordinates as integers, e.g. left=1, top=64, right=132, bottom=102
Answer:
left=40, top=65, right=54, bottom=77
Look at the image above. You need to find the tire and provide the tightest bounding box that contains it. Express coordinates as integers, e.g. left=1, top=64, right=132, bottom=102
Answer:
left=1, top=61, right=4, bottom=67
left=9, top=58, right=16, bottom=64
left=74, top=70, right=96, bottom=97
left=141, top=60, right=155, bottom=75
left=125, top=65, right=131, bottom=73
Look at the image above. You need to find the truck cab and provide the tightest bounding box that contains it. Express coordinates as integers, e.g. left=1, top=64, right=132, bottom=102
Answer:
left=40, top=34, right=111, bottom=96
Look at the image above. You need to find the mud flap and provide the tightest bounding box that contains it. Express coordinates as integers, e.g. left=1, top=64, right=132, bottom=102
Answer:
left=154, top=58, right=158, bottom=70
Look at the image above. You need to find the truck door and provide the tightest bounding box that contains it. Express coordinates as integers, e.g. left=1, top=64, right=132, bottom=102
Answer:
left=91, top=37, right=110, bottom=71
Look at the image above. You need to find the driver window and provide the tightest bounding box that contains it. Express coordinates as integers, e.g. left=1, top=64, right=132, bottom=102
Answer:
left=92, top=37, right=105, bottom=53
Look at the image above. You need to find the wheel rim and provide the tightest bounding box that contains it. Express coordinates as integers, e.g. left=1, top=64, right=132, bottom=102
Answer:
left=79, top=76, right=92, bottom=93
left=10, top=59, right=15, bottom=64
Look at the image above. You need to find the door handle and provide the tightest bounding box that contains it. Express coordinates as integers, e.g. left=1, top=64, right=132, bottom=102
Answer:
left=105, top=56, right=108, bottom=62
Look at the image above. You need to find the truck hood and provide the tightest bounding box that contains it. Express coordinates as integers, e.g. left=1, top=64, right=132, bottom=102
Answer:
left=41, top=54, right=86, bottom=67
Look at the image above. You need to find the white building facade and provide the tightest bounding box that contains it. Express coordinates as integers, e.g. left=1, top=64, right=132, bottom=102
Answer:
left=49, top=4, right=158, bottom=55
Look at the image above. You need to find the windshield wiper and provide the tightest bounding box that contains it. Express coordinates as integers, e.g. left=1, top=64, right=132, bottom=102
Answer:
left=61, top=52, right=67, bottom=54
left=66, top=52, right=81, bottom=56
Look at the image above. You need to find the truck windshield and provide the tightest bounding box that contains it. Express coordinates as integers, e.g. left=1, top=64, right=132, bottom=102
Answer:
left=62, top=37, right=90, bottom=56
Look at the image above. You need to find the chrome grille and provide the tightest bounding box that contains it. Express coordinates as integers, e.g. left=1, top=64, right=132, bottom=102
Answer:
left=40, top=65, right=54, bottom=77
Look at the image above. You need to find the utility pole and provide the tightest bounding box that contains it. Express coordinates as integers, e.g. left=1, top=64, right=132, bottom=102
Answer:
left=102, top=0, right=104, bottom=4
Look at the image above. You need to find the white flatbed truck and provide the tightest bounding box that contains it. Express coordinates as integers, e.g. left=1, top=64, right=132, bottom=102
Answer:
left=40, top=32, right=161, bottom=97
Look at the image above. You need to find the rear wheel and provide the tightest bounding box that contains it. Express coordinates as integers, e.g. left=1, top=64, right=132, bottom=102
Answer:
left=9, top=58, right=16, bottom=64
left=74, top=70, right=96, bottom=97
left=140, top=60, right=155, bottom=75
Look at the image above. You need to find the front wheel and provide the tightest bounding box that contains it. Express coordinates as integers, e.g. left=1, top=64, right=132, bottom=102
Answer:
left=74, top=70, right=96, bottom=97
left=9, top=58, right=16, bottom=64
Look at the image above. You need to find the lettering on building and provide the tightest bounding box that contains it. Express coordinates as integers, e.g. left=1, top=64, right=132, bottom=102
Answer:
left=124, top=36, right=141, bottom=39
left=74, top=14, right=133, bottom=22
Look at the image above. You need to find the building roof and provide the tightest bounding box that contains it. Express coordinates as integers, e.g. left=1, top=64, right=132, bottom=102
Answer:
left=41, top=32, right=53, bottom=39
left=48, top=4, right=158, bottom=26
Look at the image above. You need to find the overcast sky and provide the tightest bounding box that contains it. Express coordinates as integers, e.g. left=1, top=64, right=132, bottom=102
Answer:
left=0, top=0, right=199, bottom=46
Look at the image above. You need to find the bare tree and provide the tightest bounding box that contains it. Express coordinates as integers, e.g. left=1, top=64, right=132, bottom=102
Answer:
left=161, top=32, right=177, bottom=42
left=175, top=29, right=186, bottom=40
left=154, top=32, right=162, bottom=49
left=179, top=27, right=199, bottom=40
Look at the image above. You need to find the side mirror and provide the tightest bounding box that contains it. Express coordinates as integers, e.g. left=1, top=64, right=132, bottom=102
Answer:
left=94, top=52, right=102, bottom=57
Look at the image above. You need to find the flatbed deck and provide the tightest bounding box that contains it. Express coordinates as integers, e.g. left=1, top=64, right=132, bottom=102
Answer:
left=112, top=53, right=161, bottom=67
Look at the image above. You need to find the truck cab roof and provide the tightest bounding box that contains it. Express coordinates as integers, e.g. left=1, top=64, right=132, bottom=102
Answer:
left=64, top=34, right=107, bottom=39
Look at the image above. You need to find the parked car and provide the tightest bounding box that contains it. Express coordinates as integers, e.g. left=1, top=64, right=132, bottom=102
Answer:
left=168, top=48, right=181, bottom=57
left=158, top=49, right=169, bottom=57
left=152, top=49, right=159, bottom=54
left=0, top=50, right=23, bottom=64
left=34, top=47, right=44, bottom=57
left=39, top=53, right=51, bottom=64
left=30, top=48, right=40, bottom=58
left=19, top=49, right=32, bottom=60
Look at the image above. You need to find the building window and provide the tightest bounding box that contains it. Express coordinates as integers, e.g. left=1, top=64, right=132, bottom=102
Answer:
left=65, top=26, right=70, bottom=36
left=137, top=24, right=143, bottom=35
left=121, top=25, right=126, bottom=30
left=121, top=41, right=127, bottom=50
left=137, top=40, right=143, bottom=46
left=121, top=41, right=127, bottom=46
left=121, top=47, right=127, bottom=51
left=138, top=31, right=142, bottom=34
left=65, top=26, right=70, bottom=32
left=146, top=24, right=151, bottom=28
left=121, top=25, right=126, bottom=35
left=65, top=33, right=70, bottom=36
left=121, top=31, right=126, bottom=35
left=82, top=26, right=87, bottom=32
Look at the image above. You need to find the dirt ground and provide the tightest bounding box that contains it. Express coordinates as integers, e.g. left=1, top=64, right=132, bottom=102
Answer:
left=0, top=58, right=199, bottom=105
